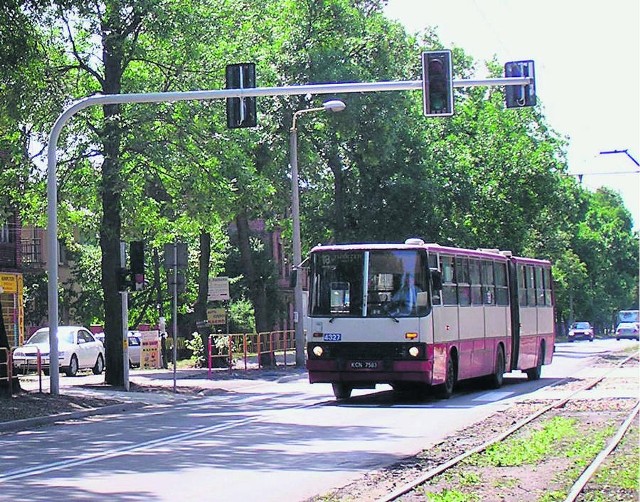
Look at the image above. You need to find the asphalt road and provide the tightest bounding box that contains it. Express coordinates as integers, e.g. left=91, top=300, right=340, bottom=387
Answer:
left=0, top=338, right=637, bottom=501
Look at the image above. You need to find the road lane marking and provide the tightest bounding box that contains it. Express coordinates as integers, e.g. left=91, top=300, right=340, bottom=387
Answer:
left=0, top=415, right=261, bottom=482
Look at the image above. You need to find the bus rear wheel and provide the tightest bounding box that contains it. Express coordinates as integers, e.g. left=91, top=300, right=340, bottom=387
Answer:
left=488, top=346, right=505, bottom=389
left=332, top=383, right=352, bottom=400
left=526, top=343, right=545, bottom=381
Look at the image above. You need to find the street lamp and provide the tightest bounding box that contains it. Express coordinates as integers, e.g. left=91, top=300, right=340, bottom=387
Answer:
left=290, top=99, right=346, bottom=367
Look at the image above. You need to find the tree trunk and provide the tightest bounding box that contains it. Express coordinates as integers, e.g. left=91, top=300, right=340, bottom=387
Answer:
left=101, top=10, right=126, bottom=386
left=236, top=212, right=270, bottom=332
left=236, top=212, right=274, bottom=366
left=101, top=102, right=124, bottom=386
left=328, top=149, right=345, bottom=242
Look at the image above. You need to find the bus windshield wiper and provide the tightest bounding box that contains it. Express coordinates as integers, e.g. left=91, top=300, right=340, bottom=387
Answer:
left=381, top=304, right=400, bottom=323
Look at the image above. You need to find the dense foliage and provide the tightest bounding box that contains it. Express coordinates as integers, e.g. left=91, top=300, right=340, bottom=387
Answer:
left=0, top=0, right=637, bottom=381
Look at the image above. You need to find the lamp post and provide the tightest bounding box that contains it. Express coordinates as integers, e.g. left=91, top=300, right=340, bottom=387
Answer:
left=290, top=99, right=346, bottom=367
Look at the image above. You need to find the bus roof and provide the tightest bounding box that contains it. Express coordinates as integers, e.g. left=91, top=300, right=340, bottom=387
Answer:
left=309, top=241, right=550, bottom=266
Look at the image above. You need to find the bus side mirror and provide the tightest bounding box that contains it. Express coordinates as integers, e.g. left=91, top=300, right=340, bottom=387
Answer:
left=430, top=268, right=442, bottom=291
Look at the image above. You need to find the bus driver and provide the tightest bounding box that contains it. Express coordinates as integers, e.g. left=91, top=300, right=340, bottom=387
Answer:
left=391, top=274, right=421, bottom=314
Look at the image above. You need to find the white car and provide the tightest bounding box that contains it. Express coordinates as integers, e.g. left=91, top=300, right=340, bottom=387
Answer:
left=13, top=326, right=105, bottom=377
left=94, top=331, right=142, bottom=368
left=615, top=322, right=640, bottom=341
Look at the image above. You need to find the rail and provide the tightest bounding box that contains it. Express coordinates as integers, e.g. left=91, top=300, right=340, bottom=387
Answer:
left=377, top=352, right=639, bottom=502
left=207, top=330, right=296, bottom=378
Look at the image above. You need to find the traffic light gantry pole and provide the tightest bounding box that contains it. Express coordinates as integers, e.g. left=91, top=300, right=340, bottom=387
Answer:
left=45, top=74, right=533, bottom=394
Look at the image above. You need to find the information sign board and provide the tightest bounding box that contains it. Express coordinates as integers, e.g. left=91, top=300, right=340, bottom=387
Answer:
left=208, top=277, right=230, bottom=301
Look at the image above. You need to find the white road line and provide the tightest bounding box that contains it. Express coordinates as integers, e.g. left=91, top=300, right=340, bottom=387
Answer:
left=0, top=414, right=260, bottom=482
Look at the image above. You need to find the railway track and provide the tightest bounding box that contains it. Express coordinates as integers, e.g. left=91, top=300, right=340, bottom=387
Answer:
left=378, top=352, right=639, bottom=502
left=311, top=350, right=639, bottom=502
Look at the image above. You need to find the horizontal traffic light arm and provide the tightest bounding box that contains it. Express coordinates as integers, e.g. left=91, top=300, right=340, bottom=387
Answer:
left=47, top=77, right=534, bottom=119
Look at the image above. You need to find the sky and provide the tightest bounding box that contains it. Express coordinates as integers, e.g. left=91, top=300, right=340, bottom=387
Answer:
left=384, top=0, right=640, bottom=230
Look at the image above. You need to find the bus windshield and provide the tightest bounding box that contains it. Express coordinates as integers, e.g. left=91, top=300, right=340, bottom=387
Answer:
left=310, top=249, right=429, bottom=318
left=617, top=310, right=639, bottom=325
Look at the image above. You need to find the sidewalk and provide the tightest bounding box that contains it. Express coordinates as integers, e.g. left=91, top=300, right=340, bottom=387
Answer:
left=17, top=363, right=309, bottom=403
left=2, top=365, right=309, bottom=433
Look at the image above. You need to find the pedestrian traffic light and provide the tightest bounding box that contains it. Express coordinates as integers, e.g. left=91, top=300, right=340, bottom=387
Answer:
left=226, top=63, right=257, bottom=128
left=504, top=60, right=536, bottom=108
left=129, top=241, right=145, bottom=291
left=422, top=50, right=453, bottom=117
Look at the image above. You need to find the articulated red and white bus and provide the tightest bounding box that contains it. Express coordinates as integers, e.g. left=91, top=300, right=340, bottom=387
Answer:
left=305, top=238, right=555, bottom=399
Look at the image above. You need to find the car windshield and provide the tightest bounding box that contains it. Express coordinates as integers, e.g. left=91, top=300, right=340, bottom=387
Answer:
left=27, top=330, right=74, bottom=345
left=572, top=322, right=591, bottom=329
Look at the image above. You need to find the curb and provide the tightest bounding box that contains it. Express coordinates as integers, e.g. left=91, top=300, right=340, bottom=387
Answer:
left=0, top=401, right=145, bottom=434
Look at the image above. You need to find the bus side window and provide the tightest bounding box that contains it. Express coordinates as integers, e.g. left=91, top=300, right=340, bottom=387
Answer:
left=518, top=264, right=527, bottom=306
left=495, top=262, right=509, bottom=305
left=543, top=268, right=552, bottom=305
left=441, top=256, right=457, bottom=305
left=470, top=259, right=482, bottom=305
left=482, top=260, right=495, bottom=305
left=535, top=266, right=545, bottom=306
left=456, top=256, right=471, bottom=306
left=527, top=265, right=536, bottom=306
left=430, top=268, right=442, bottom=305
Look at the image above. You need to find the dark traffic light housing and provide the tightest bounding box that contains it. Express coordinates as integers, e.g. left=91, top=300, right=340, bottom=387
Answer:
left=422, top=51, right=454, bottom=117
left=117, top=241, right=145, bottom=292
left=504, top=60, right=536, bottom=108
left=129, top=241, right=145, bottom=291
left=226, top=63, right=257, bottom=129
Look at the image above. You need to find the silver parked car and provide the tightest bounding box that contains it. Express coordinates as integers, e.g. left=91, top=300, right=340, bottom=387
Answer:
left=94, top=331, right=142, bottom=368
left=13, top=326, right=105, bottom=376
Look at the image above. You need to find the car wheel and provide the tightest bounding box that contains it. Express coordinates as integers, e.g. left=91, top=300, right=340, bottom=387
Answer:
left=436, top=354, right=456, bottom=399
left=332, top=383, right=352, bottom=400
left=488, top=346, right=505, bottom=389
left=92, top=354, right=104, bottom=375
left=65, top=354, right=79, bottom=377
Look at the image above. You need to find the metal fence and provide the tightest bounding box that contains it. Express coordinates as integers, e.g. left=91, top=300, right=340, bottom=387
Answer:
left=207, top=330, right=296, bottom=377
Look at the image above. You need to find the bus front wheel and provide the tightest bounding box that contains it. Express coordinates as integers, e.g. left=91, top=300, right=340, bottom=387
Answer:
left=332, top=383, right=352, bottom=400
left=436, top=355, right=456, bottom=399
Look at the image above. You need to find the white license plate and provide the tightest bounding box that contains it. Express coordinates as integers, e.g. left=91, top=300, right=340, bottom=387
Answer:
left=350, top=361, right=379, bottom=369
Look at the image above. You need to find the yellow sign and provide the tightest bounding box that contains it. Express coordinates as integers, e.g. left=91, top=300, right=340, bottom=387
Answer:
left=207, top=308, right=226, bottom=325
left=0, top=273, right=17, bottom=294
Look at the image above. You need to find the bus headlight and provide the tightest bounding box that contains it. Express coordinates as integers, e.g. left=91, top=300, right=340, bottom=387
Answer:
left=312, top=345, right=324, bottom=357
left=408, top=346, right=420, bottom=357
